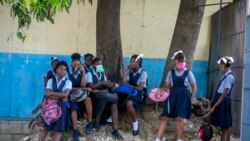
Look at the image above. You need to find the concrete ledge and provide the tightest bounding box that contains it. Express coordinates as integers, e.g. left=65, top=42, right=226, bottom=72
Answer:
left=0, top=120, right=31, bottom=141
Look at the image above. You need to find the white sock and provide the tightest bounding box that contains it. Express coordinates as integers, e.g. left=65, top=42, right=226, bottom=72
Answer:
left=107, top=116, right=112, bottom=122
left=155, top=138, right=161, bottom=141
left=177, top=139, right=183, bottom=141
left=132, top=121, right=139, bottom=131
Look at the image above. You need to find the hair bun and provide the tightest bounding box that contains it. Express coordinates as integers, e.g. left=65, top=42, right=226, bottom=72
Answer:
left=71, top=53, right=81, bottom=61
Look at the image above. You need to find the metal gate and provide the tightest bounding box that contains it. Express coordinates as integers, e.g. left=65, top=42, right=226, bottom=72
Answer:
left=207, top=0, right=246, bottom=136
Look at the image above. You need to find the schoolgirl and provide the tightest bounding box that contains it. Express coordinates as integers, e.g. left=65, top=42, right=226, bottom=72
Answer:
left=155, top=50, right=197, bottom=141
left=121, top=54, right=148, bottom=136
left=89, top=57, right=123, bottom=140
left=210, top=56, right=234, bottom=141
left=38, top=61, right=72, bottom=141
left=68, top=53, right=93, bottom=140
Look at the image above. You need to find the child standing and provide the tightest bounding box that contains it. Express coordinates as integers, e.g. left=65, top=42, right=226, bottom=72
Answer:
left=210, top=56, right=234, bottom=141
left=121, top=54, right=148, bottom=136
left=38, top=61, right=72, bottom=141
left=155, top=50, right=197, bottom=141
left=69, top=53, right=93, bottom=141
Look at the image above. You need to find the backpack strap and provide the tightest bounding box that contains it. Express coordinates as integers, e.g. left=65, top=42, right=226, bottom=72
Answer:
left=216, top=72, right=233, bottom=92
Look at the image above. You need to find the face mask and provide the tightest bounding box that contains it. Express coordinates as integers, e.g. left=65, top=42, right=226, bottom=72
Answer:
left=96, top=65, right=104, bottom=73
left=177, top=62, right=186, bottom=70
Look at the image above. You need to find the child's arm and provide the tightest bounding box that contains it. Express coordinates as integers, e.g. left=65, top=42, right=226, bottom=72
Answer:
left=131, top=82, right=145, bottom=91
left=46, top=89, right=71, bottom=99
left=122, top=66, right=129, bottom=84
left=210, top=88, right=229, bottom=112
left=80, top=66, right=87, bottom=88
left=191, top=83, right=197, bottom=98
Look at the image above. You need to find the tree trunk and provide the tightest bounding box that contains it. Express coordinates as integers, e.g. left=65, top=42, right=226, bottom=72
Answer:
left=96, top=0, right=123, bottom=82
left=160, top=0, right=206, bottom=87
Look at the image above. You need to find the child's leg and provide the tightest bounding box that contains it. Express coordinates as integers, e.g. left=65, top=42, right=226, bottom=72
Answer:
left=38, top=128, right=49, bottom=141
left=54, top=132, right=62, bottom=141
left=156, top=117, right=169, bottom=140
left=176, top=117, right=185, bottom=140
left=84, top=97, right=93, bottom=122
left=221, top=128, right=231, bottom=141
left=126, top=100, right=137, bottom=122
left=71, top=110, right=78, bottom=129
left=110, top=103, right=118, bottom=129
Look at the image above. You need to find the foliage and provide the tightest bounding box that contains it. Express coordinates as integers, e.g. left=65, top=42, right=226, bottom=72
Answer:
left=0, top=0, right=92, bottom=41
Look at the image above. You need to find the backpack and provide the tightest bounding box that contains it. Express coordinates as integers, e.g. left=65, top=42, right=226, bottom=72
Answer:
left=41, top=98, right=62, bottom=124
left=41, top=78, right=66, bottom=124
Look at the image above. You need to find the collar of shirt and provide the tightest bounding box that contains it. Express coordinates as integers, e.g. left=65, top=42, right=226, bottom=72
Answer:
left=222, top=69, right=232, bottom=79
left=84, top=64, right=92, bottom=71
left=55, top=75, right=67, bottom=88
left=131, top=68, right=142, bottom=76
left=71, top=70, right=81, bottom=79
left=91, top=68, right=104, bottom=81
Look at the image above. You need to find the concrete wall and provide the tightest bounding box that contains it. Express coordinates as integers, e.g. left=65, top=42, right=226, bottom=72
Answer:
left=0, top=120, right=30, bottom=141
left=0, top=0, right=232, bottom=119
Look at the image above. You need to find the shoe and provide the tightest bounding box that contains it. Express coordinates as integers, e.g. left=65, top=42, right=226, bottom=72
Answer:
left=94, top=122, right=101, bottom=131
left=132, top=123, right=139, bottom=136
left=112, top=129, right=123, bottom=140
left=85, top=122, right=93, bottom=135
left=73, top=129, right=80, bottom=141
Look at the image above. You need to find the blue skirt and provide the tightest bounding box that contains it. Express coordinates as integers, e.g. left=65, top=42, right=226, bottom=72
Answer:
left=210, top=92, right=232, bottom=128
left=70, top=101, right=86, bottom=118
left=162, top=87, right=191, bottom=119
left=44, top=102, right=71, bottom=132
left=130, top=90, right=147, bottom=110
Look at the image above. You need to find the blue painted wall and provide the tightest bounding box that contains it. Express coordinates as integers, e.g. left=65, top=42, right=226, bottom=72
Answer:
left=0, top=53, right=208, bottom=119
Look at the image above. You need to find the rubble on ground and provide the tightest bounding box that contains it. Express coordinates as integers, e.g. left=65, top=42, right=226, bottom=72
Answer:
left=22, top=105, right=240, bottom=141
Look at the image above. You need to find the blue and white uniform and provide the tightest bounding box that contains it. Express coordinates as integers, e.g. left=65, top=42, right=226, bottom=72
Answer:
left=68, top=70, right=92, bottom=117
left=210, top=69, right=234, bottom=128
left=162, top=68, right=196, bottom=119
left=89, top=68, right=108, bottom=118
left=44, top=76, right=72, bottom=132
left=119, top=68, right=148, bottom=110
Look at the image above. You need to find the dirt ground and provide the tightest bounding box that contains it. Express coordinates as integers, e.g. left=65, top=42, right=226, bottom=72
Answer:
left=22, top=105, right=240, bottom=141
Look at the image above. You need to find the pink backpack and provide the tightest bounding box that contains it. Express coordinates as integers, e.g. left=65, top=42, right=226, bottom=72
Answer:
left=41, top=98, right=62, bottom=124
left=149, top=88, right=169, bottom=103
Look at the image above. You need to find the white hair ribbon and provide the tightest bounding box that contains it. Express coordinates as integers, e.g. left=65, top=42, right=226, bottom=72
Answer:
left=171, top=50, right=183, bottom=60
left=217, top=56, right=234, bottom=64
left=135, top=54, right=144, bottom=62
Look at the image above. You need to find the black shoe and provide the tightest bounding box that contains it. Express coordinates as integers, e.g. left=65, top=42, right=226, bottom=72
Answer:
left=73, top=129, right=80, bottom=141
left=85, top=122, right=93, bottom=135
left=132, top=123, right=139, bottom=136
left=94, top=122, right=101, bottom=131
left=112, top=129, right=123, bottom=140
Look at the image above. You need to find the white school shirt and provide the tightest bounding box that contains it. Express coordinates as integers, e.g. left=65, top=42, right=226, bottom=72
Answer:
left=217, top=70, right=234, bottom=94
left=165, top=67, right=196, bottom=87
left=46, top=76, right=72, bottom=92
left=70, top=70, right=93, bottom=84
left=125, top=68, right=147, bottom=88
